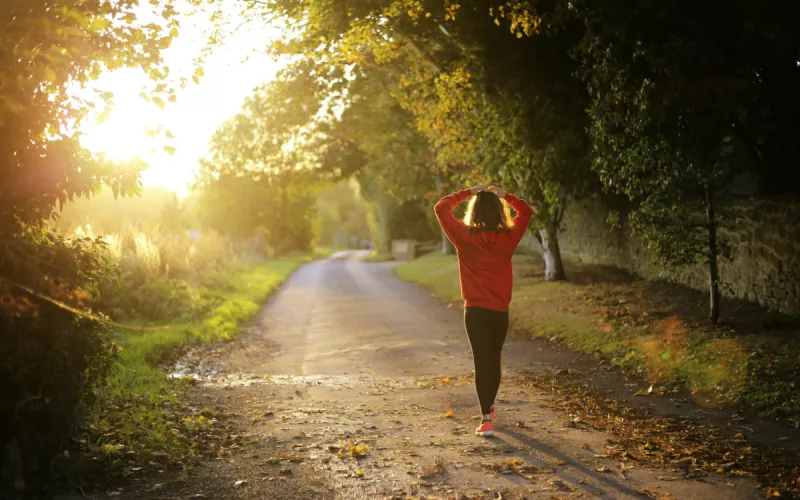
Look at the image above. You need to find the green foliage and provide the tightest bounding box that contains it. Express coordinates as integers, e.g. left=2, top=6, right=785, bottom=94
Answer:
left=575, top=1, right=733, bottom=270
left=83, top=224, right=245, bottom=323
left=0, top=226, right=116, bottom=494
left=322, top=69, right=439, bottom=251
left=54, top=186, right=184, bottom=234
left=0, top=0, right=178, bottom=226
left=565, top=0, right=800, bottom=318
left=315, top=181, right=372, bottom=248
left=99, top=266, right=200, bottom=323
left=197, top=170, right=317, bottom=255
left=389, top=200, right=439, bottom=242
left=0, top=2, right=182, bottom=490
left=327, top=71, right=436, bottom=202
left=243, top=0, right=593, bottom=278
left=196, top=66, right=324, bottom=254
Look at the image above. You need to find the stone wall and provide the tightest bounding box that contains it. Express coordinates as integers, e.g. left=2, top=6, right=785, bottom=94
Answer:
left=521, top=195, right=800, bottom=316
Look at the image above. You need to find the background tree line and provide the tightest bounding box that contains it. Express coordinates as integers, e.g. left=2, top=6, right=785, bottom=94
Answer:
left=210, top=0, right=800, bottom=323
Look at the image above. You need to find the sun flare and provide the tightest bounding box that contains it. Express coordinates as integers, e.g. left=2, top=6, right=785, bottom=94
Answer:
left=77, top=9, right=286, bottom=195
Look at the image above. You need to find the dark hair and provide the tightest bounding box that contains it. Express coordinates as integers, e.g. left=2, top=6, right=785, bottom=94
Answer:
left=463, top=191, right=514, bottom=232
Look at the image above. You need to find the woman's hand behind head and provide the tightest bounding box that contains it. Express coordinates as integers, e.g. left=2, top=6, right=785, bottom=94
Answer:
left=488, top=186, right=506, bottom=198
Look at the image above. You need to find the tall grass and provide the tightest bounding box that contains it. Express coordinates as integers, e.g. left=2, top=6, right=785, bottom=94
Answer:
left=73, top=224, right=256, bottom=322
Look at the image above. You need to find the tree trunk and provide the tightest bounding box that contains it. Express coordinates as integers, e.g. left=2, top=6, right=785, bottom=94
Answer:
left=706, top=187, right=721, bottom=323
left=441, top=231, right=455, bottom=255
left=538, top=224, right=566, bottom=281
left=433, top=170, right=454, bottom=255
left=373, top=194, right=393, bottom=254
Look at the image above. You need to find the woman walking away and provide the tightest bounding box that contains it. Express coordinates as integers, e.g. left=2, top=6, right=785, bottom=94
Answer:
left=434, top=185, right=533, bottom=437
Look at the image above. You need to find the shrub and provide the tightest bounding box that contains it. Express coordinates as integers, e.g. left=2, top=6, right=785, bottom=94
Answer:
left=0, top=226, right=116, bottom=496
left=88, top=226, right=237, bottom=323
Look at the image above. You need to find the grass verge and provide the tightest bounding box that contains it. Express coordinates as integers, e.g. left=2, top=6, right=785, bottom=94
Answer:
left=394, top=253, right=800, bottom=422
left=84, top=254, right=317, bottom=474
left=364, top=251, right=395, bottom=263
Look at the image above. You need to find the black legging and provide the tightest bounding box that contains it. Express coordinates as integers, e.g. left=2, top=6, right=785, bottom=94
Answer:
left=464, top=306, right=509, bottom=416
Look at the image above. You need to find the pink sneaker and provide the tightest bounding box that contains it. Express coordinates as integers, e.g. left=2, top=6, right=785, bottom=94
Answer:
left=475, top=420, right=494, bottom=437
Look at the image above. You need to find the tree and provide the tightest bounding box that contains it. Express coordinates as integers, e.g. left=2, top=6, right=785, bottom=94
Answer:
left=1, top=0, right=180, bottom=298
left=318, top=69, right=439, bottom=253
left=376, top=1, right=592, bottom=279
left=195, top=63, right=326, bottom=254
left=571, top=0, right=800, bottom=321
left=0, top=0, right=180, bottom=492
left=315, top=181, right=371, bottom=248
left=249, top=0, right=594, bottom=280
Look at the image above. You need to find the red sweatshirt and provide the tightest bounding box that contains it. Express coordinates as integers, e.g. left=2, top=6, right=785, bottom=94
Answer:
left=434, top=189, right=534, bottom=312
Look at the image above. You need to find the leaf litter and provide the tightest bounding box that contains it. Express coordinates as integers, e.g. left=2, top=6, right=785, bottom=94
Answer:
left=482, top=457, right=548, bottom=479
left=517, top=371, right=800, bottom=497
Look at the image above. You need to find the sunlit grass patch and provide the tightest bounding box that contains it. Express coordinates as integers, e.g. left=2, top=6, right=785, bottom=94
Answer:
left=393, top=253, right=461, bottom=301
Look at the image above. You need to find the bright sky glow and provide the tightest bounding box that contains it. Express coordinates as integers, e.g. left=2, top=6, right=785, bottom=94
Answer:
left=79, top=5, right=287, bottom=196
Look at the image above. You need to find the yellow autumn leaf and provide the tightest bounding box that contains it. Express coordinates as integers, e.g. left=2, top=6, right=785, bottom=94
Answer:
left=347, top=440, right=369, bottom=458
left=441, top=409, right=454, bottom=418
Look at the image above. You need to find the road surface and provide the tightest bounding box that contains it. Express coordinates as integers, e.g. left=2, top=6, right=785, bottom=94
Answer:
left=118, top=251, right=760, bottom=499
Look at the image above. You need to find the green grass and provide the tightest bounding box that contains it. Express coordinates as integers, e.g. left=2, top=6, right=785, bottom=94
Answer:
left=395, top=253, right=800, bottom=419
left=310, top=247, right=346, bottom=258
left=87, top=255, right=314, bottom=463
left=393, top=253, right=462, bottom=300
left=364, top=251, right=395, bottom=263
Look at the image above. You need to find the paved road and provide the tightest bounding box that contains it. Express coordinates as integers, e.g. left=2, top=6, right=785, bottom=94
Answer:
left=121, top=252, right=760, bottom=499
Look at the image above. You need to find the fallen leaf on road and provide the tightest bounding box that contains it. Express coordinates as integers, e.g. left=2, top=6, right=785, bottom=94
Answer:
left=347, top=440, right=369, bottom=458
left=548, top=479, right=571, bottom=491
left=233, top=480, right=247, bottom=488
left=441, top=409, right=454, bottom=418
left=420, top=462, right=444, bottom=478
left=484, top=457, right=542, bottom=476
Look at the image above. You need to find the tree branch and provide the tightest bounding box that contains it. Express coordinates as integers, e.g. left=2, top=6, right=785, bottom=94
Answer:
left=391, top=30, right=443, bottom=74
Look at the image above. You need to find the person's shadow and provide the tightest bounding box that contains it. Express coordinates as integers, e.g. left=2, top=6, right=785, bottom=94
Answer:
left=487, top=430, right=648, bottom=498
